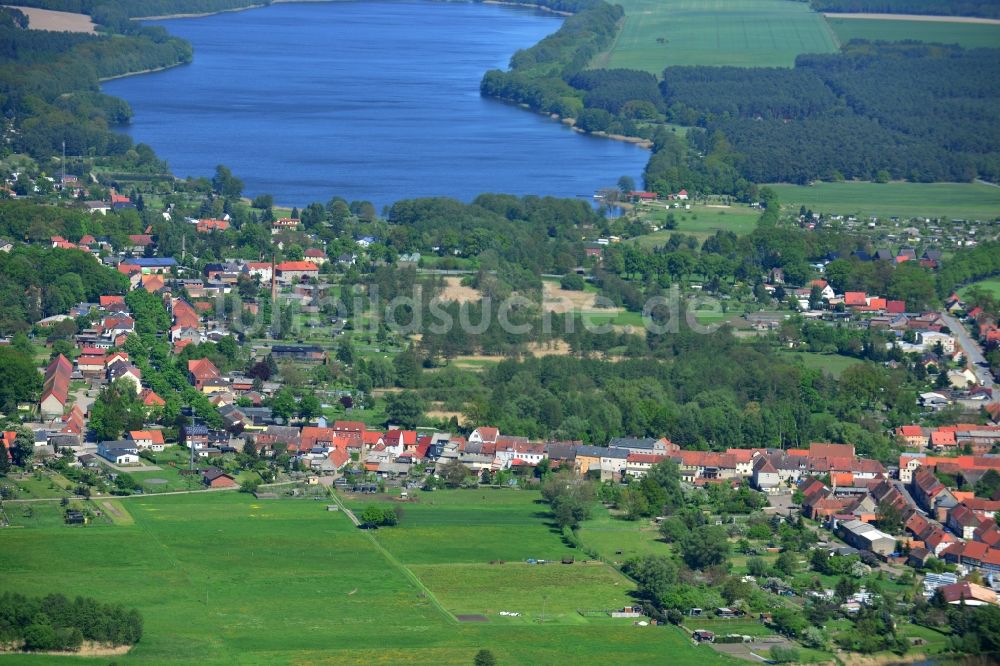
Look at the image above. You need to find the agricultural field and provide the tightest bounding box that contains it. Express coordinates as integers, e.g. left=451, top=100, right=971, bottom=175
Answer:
left=1, top=490, right=725, bottom=664
left=596, top=0, right=838, bottom=72
left=827, top=17, right=1000, bottom=49
left=767, top=181, right=1000, bottom=220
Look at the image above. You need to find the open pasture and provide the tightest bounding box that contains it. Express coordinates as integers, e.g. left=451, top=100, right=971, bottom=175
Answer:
left=767, top=181, right=1000, bottom=220
left=633, top=203, right=761, bottom=246
left=0, top=490, right=724, bottom=664
left=598, top=0, right=838, bottom=72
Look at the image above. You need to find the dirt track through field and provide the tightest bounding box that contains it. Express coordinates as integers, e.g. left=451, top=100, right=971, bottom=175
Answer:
left=823, top=12, right=1000, bottom=25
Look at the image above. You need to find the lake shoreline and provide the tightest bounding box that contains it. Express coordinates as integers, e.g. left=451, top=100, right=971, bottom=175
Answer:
left=135, top=0, right=335, bottom=21
left=482, top=1, right=572, bottom=17
left=136, top=0, right=572, bottom=22
left=99, top=62, right=188, bottom=83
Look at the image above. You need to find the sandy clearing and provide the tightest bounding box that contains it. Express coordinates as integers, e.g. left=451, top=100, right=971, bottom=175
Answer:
left=5, top=6, right=95, bottom=33
left=450, top=341, right=576, bottom=365
left=0, top=642, right=132, bottom=657
left=439, top=277, right=482, bottom=304
left=426, top=409, right=464, bottom=424
left=542, top=281, right=621, bottom=314
left=823, top=12, right=1000, bottom=25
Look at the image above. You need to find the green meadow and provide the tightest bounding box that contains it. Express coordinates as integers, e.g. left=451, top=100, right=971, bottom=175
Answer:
left=780, top=350, right=864, bottom=379
left=633, top=203, right=761, bottom=245
left=961, top=277, right=1000, bottom=299
left=767, top=181, right=1000, bottom=220
left=827, top=17, right=1000, bottom=49
left=597, top=0, right=838, bottom=72
left=0, top=490, right=729, bottom=665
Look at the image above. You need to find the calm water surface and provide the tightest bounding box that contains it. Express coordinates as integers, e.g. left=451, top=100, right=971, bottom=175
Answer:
left=103, top=0, right=649, bottom=209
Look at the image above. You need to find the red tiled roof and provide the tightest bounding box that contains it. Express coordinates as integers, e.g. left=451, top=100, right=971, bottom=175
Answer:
left=187, top=358, right=221, bottom=382
left=473, top=426, right=499, bottom=443
left=931, top=430, right=958, bottom=447
left=810, top=443, right=855, bottom=459
left=627, top=453, right=666, bottom=464
left=844, top=292, right=867, bottom=306
left=141, top=389, right=165, bottom=406
left=276, top=261, right=318, bottom=272
left=130, top=430, right=165, bottom=444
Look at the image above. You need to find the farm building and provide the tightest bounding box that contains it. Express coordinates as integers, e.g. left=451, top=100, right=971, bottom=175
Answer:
left=97, top=441, right=139, bottom=465
left=836, top=519, right=896, bottom=556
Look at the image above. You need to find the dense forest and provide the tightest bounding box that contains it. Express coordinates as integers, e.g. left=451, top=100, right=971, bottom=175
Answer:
left=0, top=245, right=127, bottom=333
left=0, top=22, right=191, bottom=161
left=663, top=43, right=1000, bottom=185
left=0, top=592, right=142, bottom=652
left=481, top=0, right=1000, bottom=195
left=811, top=0, right=1000, bottom=19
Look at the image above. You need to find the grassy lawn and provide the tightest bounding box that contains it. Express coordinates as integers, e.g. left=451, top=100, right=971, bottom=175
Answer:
left=780, top=350, right=863, bottom=378
left=1, top=490, right=728, bottom=664
left=767, top=181, right=1000, bottom=220
left=8, top=471, right=72, bottom=499
left=410, top=562, right=636, bottom=624
left=597, top=0, right=838, bottom=72
left=576, top=504, right=667, bottom=562
left=633, top=204, right=760, bottom=246
left=827, top=17, right=1000, bottom=49
left=130, top=465, right=203, bottom=493
left=961, top=277, right=1000, bottom=299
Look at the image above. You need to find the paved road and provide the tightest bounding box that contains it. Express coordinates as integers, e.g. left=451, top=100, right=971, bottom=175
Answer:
left=939, top=311, right=994, bottom=390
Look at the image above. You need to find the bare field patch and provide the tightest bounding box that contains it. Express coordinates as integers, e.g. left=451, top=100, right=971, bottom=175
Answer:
left=439, top=277, right=482, bottom=303
left=823, top=12, right=1000, bottom=25
left=542, top=281, right=619, bottom=314
left=7, top=6, right=95, bottom=32
left=426, top=408, right=464, bottom=424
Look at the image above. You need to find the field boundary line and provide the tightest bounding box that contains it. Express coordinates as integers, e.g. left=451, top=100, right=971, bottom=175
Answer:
left=330, top=491, right=458, bottom=624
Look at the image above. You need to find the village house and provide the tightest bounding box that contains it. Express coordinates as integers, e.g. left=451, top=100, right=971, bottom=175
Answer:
left=271, top=217, right=299, bottom=234
left=275, top=261, right=318, bottom=284
left=97, top=441, right=139, bottom=465
left=188, top=358, right=222, bottom=390
left=40, top=354, right=72, bottom=418
left=895, top=425, right=927, bottom=449
left=128, top=430, right=166, bottom=452
left=625, top=453, right=667, bottom=478
left=202, top=468, right=237, bottom=488
left=196, top=218, right=230, bottom=233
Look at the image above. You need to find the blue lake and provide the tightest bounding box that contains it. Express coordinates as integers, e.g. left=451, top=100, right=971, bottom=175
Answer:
left=103, top=0, right=650, bottom=209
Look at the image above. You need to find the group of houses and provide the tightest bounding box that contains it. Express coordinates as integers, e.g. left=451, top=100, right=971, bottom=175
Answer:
left=896, top=424, right=1000, bottom=455
left=792, top=451, right=1000, bottom=574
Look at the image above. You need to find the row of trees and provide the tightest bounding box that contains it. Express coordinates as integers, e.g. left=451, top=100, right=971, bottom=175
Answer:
left=810, top=0, right=1000, bottom=19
